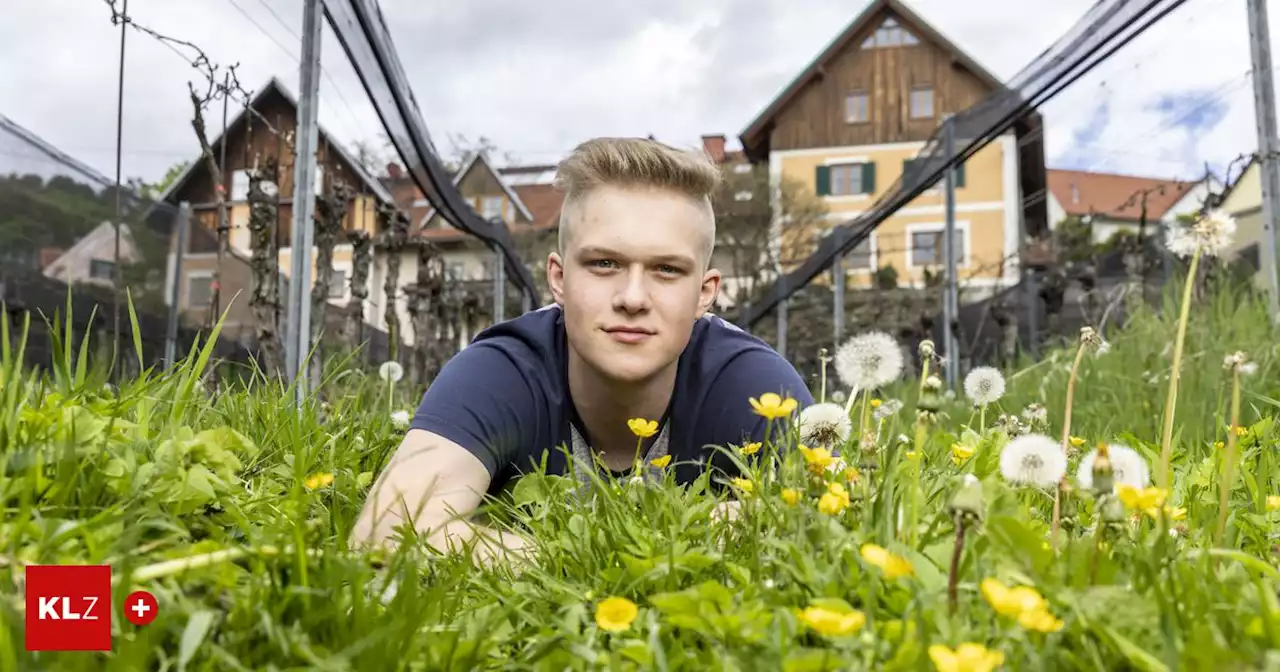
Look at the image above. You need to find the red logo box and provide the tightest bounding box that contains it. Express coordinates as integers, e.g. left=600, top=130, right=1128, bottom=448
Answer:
left=25, top=565, right=112, bottom=652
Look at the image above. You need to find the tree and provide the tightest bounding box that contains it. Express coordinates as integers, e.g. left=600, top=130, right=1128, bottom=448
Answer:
left=710, top=163, right=829, bottom=309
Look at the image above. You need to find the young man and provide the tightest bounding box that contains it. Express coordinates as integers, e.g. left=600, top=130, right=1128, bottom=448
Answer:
left=351, top=137, right=813, bottom=564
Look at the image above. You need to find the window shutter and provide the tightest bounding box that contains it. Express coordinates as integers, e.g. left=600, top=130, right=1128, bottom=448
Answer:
left=956, top=162, right=966, bottom=188
left=861, top=162, right=876, bottom=194
left=815, top=165, right=831, bottom=196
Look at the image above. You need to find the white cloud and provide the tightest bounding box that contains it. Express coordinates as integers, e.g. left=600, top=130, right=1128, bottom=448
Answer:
left=0, top=0, right=1270, bottom=187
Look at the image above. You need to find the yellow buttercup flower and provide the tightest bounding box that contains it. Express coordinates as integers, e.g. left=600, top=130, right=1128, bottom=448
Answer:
left=1069, top=436, right=1086, bottom=448
left=818, top=489, right=850, bottom=515
left=649, top=454, right=671, bottom=468
left=1267, top=495, right=1280, bottom=511
left=870, top=398, right=883, bottom=408
left=951, top=443, right=974, bottom=465
left=1214, top=440, right=1225, bottom=451
left=928, top=643, right=1005, bottom=672
left=1017, top=607, right=1064, bottom=633
left=798, top=445, right=835, bottom=475
left=843, top=467, right=861, bottom=482
left=781, top=488, right=802, bottom=505
left=1231, top=424, right=1248, bottom=437
left=627, top=418, right=658, bottom=438
left=749, top=393, right=798, bottom=420
left=797, top=605, right=866, bottom=637
left=860, top=544, right=913, bottom=579
left=827, top=481, right=848, bottom=498
left=740, top=442, right=762, bottom=456
left=594, top=597, right=638, bottom=632
left=1117, top=485, right=1168, bottom=515
left=980, top=578, right=1046, bottom=617
left=305, top=472, right=334, bottom=490
left=731, top=477, right=754, bottom=495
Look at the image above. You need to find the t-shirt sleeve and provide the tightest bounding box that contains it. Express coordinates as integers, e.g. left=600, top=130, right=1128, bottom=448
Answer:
left=408, top=343, right=539, bottom=478
left=699, top=345, right=815, bottom=451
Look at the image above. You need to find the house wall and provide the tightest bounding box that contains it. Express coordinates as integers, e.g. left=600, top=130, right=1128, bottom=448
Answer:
left=770, top=133, right=1020, bottom=289
left=43, top=222, right=140, bottom=288
left=1221, top=163, right=1269, bottom=274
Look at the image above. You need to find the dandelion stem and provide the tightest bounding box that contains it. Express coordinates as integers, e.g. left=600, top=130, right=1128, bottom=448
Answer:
left=1089, top=514, right=1106, bottom=585
left=908, top=359, right=931, bottom=547
left=948, top=516, right=967, bottom=614
left=1052, top=338, right=1089, bottom=548
left=1158, top=246, right=1202, bottom=489
left=1214, top=366, right=1242, bottom=547
left=979, top=405, right=987, bottom=434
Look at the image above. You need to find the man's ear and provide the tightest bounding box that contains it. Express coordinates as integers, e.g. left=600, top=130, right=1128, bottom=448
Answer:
left=547, top=251, right=566, bottom=306
left=696, top=268, right=722, bottom=317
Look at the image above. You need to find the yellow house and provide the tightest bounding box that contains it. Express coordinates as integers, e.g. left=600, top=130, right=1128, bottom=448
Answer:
left=735, top=0, right=1047, bottom=293
left=1217, top=155, right=1280, bottom=288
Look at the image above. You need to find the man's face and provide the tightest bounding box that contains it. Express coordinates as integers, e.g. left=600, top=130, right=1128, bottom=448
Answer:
left=547, top=184, right=721, bottom=384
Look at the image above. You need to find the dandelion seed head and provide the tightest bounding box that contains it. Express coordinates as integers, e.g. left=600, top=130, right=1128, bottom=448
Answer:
left=873, top=398, right=903, bottom=421
left=390, top=410, right=411, bottom=428
left=1021, top=403, right=1048, bottom=426
left=834, top=331, right=904, bottom=391
left=963, top=367, right=1006, bottom=406
left=1166, top=209, right=1236, bottom=258
left=379, top=360, right=404, bottom=383
left=1077, top=443, right=1149, bottom=491
left=999, top=434, right=1066, bottom=488
left=799, top=402, right=853, bottom=447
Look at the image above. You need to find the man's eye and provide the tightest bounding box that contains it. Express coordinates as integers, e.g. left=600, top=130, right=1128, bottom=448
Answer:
left=589, top=259, right=618, bottom=269
left=656, top=265, right=681, bottom=275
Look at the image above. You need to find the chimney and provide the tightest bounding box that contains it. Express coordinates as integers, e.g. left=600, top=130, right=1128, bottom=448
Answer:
left=701, top=134, right=726, bottom=163
left=386, top=162, right=403, bottom=179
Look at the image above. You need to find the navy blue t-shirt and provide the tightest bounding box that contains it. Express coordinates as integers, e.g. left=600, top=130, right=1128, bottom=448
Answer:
left=409, top=304, right=814, bottom=494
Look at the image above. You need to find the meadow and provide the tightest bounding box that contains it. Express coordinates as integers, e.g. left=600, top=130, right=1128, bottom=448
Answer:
left=3, top=217, right=1280, bottom=670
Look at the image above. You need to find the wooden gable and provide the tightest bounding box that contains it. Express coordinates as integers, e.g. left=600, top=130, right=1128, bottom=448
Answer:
left=423, top=153, right=534, bottom=230
left=740, top=0, right=1006, bottom=158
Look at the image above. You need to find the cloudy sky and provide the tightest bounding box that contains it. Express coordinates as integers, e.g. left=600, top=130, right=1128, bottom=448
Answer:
left=0, top=0, right=1265, bottom=187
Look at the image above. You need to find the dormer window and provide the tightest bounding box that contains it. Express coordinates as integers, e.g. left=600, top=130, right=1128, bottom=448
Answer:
left=861, top=17, right=919, bottom=49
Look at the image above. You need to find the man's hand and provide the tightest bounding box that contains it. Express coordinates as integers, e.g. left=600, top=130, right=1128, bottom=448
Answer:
left=352, top=429, right=528, bottom=571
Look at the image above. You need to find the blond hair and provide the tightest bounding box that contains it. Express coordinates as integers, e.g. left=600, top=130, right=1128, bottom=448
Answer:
left=554, top=137, right=722, bottom=262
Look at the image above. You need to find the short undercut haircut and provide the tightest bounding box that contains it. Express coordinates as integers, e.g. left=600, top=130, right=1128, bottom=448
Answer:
left=554, top=137, right=722, bottom=265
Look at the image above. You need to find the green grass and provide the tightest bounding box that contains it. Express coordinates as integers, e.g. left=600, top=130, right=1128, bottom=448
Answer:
left=2, top=280, right=1279, bottom=671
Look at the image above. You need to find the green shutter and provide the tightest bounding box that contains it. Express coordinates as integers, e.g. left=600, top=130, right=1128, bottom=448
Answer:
left=815, top=165, right=831, bottom=196
left=956, top=162, right=966, bottom=188
left=861, top=161, right=876, bottom=194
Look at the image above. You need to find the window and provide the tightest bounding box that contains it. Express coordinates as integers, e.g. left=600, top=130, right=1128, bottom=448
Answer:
left=910, top=227, right=965, bottom=267
left=861, top=17, right=919, bottom=49
left=187, top=274, right=213, bottom=308
left=903, top=157, right=965, bottom=188
left=845, top=233, right=875, bottom=270
left=816, top=162, right=876, bottom=197
left=910, top=87, right=934, bottom=119
left=446, top=262, right=464, bottom=281
left=845, top=92, right=869, bottom=123
left=328, top=269, right=348, bottom=299
left=89, top=259, right=115, bottom=280
left=231, top=169, right=251, bottom=201
left=481, top=195, right=504, bottom=220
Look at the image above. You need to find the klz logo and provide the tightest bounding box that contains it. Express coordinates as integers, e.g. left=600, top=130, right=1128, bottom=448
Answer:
left=25, top=565, right=112, bottom=651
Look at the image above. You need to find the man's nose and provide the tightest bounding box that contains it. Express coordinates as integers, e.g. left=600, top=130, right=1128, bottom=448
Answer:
left=614, top=265, right=650, bottom=313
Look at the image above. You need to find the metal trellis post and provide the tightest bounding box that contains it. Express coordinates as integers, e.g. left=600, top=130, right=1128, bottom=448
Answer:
left=286, top=0, right=323, bottom=407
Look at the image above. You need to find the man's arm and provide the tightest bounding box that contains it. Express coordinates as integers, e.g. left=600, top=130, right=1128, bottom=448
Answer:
left=349, top=428, right=530, bottom=566
left=350, top=341, right=541, bottom=566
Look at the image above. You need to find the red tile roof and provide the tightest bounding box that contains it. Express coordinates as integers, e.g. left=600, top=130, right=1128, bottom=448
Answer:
left=1047, top=169, right=1196, bottom=222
